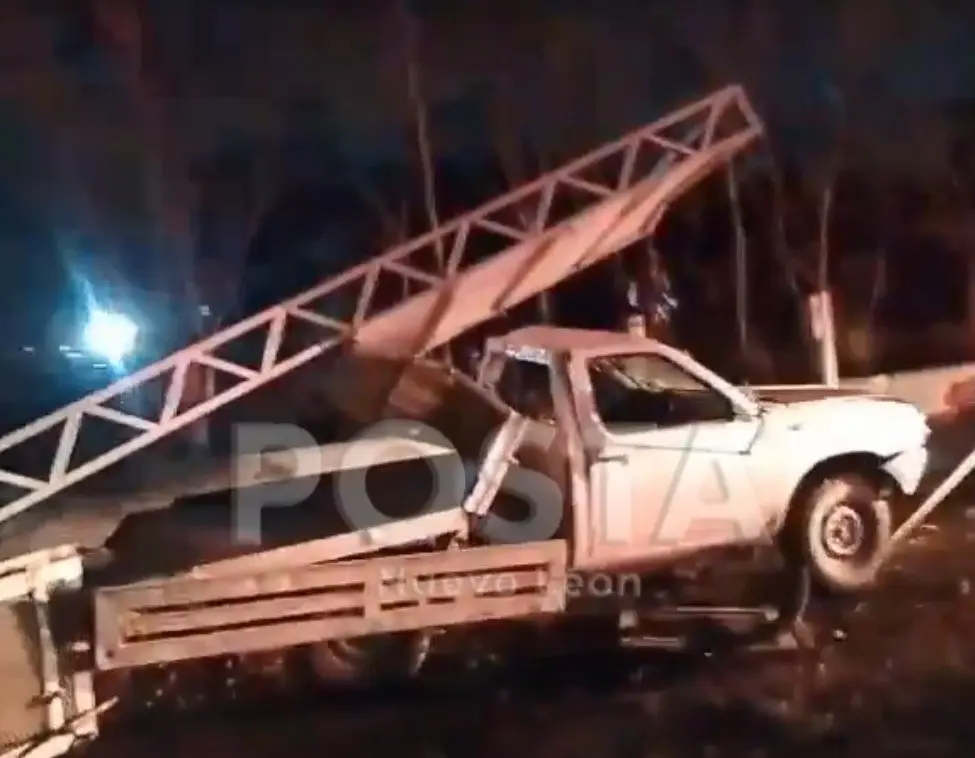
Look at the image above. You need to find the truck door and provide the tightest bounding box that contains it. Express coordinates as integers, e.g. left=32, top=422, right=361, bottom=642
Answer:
left=569, top=349, right=766, bottom=570
left=482, top=353, right=570, bottom=544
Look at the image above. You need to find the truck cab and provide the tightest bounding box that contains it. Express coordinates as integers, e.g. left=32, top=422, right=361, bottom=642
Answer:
left=479, top=326, right=931, bottom=593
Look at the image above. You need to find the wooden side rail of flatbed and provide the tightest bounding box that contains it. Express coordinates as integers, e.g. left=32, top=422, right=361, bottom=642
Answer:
left=0, top=546, right=97, bottom=758
left=94, top=540, right=568, bottom=670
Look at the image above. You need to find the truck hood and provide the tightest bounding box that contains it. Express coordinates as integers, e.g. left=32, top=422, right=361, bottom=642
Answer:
left=747, top=384, right=901, bottom=407
left=744, top=385, right=929, bottom=457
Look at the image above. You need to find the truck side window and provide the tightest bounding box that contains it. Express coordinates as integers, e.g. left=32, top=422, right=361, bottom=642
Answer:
left=494, top=358, right=556, bottom=422
left=587, top=353, right=732, bottom=429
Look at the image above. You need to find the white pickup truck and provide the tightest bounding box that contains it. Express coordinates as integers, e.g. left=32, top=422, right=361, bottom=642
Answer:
left=2, top=85, right=933, bottom=755
left=223, top=324, right=930, bottom=681
left=0, top=324, right=932, bottom=745
left=477, top=326, right=930, bottom=594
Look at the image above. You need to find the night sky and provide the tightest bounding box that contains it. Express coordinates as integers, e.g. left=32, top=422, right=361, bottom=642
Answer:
left=1, top=1, right=974, bottom=355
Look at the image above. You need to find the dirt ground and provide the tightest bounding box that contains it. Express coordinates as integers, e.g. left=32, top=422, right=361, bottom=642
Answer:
left=63, top=492, right=975, bottom=758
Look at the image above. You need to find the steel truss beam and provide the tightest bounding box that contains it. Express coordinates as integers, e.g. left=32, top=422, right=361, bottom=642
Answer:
left=0, top=85, right=762, bottom=527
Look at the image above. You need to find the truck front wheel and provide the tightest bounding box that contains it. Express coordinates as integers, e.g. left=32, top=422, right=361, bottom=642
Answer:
left=785, top=471, right=892, bottom=594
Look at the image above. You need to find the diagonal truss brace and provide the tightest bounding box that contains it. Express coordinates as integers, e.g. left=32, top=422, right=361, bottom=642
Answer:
left=0, top=85, right=763, bottom=526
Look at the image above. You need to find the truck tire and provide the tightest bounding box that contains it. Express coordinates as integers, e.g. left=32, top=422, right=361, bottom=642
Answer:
left=785, top=471, right=891, bottom=594
left=306, top=631, right=431, bottom=686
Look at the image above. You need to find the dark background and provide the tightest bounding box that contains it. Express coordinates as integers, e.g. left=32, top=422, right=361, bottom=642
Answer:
left=3, top=0, right=975, bottom=412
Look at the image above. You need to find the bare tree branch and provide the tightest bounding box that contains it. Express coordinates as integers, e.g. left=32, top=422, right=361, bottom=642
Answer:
left=89, top=0, right=217, bottom=450
left=89, top=0, right=199, bottom=319
left=816, top=180, right=834, bottom=293
left=395, top=0, right=443, bottom=268
left=726, top=161, right=748, bottom=353
left=486, top=66, right=553, bottom=323
left=650, top=3, right=810, bottom=299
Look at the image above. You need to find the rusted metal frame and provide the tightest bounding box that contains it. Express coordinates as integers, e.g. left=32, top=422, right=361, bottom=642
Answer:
left=0, top=547, right=102, bottom=758
left=94, top=540, right=568, bottom=670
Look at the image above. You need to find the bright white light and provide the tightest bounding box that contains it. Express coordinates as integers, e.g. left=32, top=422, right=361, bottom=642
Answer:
left=82, top=310, right=138, bottom=364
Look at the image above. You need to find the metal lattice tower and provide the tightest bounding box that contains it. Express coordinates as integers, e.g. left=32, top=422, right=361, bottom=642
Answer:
left=0, top=86, right=762, bottom=527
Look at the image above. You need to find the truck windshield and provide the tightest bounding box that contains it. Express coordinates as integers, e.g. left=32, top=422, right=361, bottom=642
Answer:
left=590, top=353, right=710, bottom=393
left=587, top=352, right=732, bottom=428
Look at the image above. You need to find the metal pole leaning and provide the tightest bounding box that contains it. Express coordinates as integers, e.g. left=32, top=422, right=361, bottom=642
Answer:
left=880, top=444, right=975, bottom=563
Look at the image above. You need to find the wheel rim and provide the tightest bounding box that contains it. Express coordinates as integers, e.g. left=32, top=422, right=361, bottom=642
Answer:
left=820, top=503, right=866, bottom=559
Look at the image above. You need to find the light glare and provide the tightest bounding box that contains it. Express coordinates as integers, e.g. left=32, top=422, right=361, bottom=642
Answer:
left=82, top=310, right=138, bottom=363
